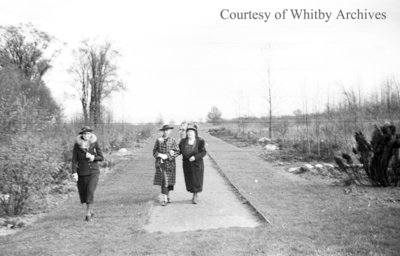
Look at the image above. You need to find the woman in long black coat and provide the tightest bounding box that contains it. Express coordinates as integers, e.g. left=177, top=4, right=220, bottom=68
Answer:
left=178, top=125, right=207, bottom=204
left=71, top=126, right=104, bottom=221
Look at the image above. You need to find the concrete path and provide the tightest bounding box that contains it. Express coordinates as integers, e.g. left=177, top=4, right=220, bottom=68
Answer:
left=144, top=153, right=261, bottom=233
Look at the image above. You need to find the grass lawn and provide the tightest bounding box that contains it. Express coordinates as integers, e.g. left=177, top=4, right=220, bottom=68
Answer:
left=0, top=133, right=399, bottom=255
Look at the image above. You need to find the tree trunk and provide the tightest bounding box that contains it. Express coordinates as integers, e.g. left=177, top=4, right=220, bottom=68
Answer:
left=268, top=68, right=272, bottom=139
left=81, top=98, right=88, bottom=125
left=89, top=89, right=96, bottom=127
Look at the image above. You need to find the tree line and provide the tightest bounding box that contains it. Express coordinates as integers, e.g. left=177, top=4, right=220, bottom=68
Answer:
left=0, top=23, right=130, bottom=216
left=0, top=23, right=123, bottom=137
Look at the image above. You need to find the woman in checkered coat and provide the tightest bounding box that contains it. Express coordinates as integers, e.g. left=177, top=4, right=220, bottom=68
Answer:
left=153, top=124, right=179, bottom=206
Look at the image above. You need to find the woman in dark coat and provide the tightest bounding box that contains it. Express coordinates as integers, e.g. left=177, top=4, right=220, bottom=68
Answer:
left=71, top=126, right=104, bottom=221
left=178, top=125, right=207, bottom=204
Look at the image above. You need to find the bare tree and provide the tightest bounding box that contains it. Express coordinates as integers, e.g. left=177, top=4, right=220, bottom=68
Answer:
left=381, top=77, right=399, bottom=121
left=70, top=39, right=124, bottom=126
left=266, top=63, right=272, bottom=139
left=302, top=83, right=311, bottom=155
left=69, top=50, right=90, bottom=124
left=342, top=84, right=366, bottom=136
left=234, top=90, right=250, bottom=136
left=261, top=43, right=273, bottom=139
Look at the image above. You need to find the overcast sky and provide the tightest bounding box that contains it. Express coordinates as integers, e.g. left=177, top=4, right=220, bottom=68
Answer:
left=1, top=0, right=399, bottom=123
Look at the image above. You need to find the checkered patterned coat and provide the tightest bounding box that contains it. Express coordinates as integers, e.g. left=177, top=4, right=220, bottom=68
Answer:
left=153, top=136, right=179, bottom=186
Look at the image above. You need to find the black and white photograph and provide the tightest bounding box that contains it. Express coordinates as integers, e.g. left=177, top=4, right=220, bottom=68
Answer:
left=0, top=0, right=399, bottom=255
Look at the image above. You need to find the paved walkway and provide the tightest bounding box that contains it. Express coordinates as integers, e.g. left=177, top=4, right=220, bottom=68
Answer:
left=144, top=153, right=261, bottom=233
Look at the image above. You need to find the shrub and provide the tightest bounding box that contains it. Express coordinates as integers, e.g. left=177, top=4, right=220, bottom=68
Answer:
left=0, top=133, right=62, bottom=215
left=98, top=124, right=155, bottom=152
left=208, top=127, right=232, bottom=137
left=137, top=127, right=152, bottom=141
left=335, top=124, right=400, bottom=186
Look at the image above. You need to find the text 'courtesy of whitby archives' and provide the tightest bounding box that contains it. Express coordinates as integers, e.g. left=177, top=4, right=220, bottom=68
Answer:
left=220, top=9, right=387, bottom=22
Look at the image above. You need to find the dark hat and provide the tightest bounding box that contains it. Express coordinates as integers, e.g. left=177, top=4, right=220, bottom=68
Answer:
left=79, top=126, right=93, bottom=134
left=159, top=124, right=174, bottom=131
left=186, top=125, right=197, bottom=133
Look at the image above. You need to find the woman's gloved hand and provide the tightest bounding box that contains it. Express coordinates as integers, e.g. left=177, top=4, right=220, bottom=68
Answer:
left=158, top=153, right=168, bottom=160
left=86, top=152, right=95, bottom=162
left=72, top=173, right=78, bottom=182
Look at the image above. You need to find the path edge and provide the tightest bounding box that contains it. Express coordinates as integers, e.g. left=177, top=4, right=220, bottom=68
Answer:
left=207, top=153, right=272, bottom=225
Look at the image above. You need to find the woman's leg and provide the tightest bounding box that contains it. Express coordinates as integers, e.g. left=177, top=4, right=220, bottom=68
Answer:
left=192, top=192, right=198, bottom=204
left=77, top=176, right=87, bottom=204
left=167, top=185, right=174, bottom=203
left=86, top=203, right=92, bottom=216
left=85, top=173, right=99, bottom=219
left=161, top=180, right=168, bottom=206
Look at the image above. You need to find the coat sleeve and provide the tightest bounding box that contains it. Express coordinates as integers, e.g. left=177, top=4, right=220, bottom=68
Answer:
left=178, top=139, right=189, bottom=159
left=153, top=140, right=160, bottom=158
left=194, top=138, right=207, bottom=160
left=94, top=142, right=104, bottom=161
left=71, top=144, right=78, bottom=174
left=167, top=139, right=180, bottom=160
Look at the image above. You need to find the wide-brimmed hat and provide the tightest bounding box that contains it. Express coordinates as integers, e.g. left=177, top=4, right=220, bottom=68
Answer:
left=79, top=126, right=93, bottom=134
left=159, top=124, right=174, bottom=131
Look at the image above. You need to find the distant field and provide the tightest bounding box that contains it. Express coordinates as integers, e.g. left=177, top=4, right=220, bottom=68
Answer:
left=208, top=117, right=398, bottom=161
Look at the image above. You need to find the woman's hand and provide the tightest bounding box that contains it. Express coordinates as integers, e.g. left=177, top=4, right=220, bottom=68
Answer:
left=86, top=152, right=95, bottom=162
left=159, top=153, right=168, bottom=160
left=169, top=150, right=175, bottom=156
left=189, top=156, right=195, bottom=162
left=72, top=173, right=78, bottom=182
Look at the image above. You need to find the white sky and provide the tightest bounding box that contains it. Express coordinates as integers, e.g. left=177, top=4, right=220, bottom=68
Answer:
left=1, top=0, right=399, bottom=123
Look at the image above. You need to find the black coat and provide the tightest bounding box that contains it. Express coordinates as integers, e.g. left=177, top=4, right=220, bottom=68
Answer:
left=179, top=137, right=207, bottom=193
left=71, top=134, right=104, bottom=176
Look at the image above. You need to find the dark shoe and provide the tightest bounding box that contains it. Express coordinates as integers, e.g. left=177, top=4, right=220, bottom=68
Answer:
left=85, top=215, right=91, bottom=222
left=167, top=198, right=171, bottom=203
left=161, top=201, right=167, bottom=206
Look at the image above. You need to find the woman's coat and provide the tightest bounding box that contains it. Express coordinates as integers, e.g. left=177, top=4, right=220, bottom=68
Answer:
left=179, top=137, right=207, bottom=193
left=71, top=134, right=104, bottom=176
left=153, top=137, right=179, bottom=186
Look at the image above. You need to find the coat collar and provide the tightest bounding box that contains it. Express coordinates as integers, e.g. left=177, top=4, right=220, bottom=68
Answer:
left=181, top=137, right=198, bottom=158
left=75, top=134, right=97, bottom=149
